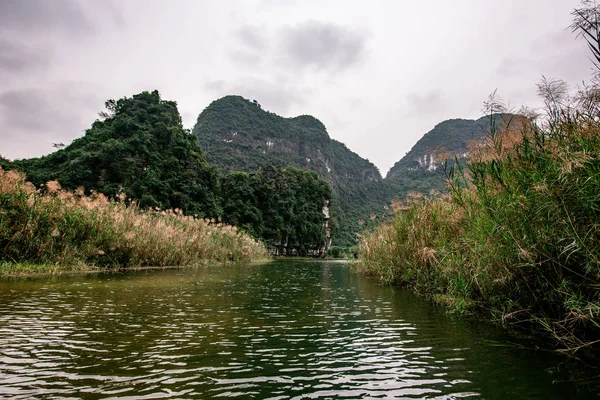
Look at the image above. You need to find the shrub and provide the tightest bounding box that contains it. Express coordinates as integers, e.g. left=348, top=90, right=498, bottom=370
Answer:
left=0, top=168, right=268, bottom=273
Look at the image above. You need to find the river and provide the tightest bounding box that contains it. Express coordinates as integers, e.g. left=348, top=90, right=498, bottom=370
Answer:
left=0, top=260, right=591, bottom=399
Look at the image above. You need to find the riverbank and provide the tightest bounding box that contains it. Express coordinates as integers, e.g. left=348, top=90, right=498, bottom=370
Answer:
left=356, top=105, right=600, bottom=360
left=0, top=168, right=269, bottom=274
left=0, top=262, right=101, bottom=277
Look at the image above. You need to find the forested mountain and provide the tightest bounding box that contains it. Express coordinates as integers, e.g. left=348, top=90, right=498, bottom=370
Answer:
left=7, top=91, right=332, bottom=254
left=383, top=115, right=517, bottom=197
left=191, top=97, right=519, bottom=245
left=193, top=95, right=388, bottom=246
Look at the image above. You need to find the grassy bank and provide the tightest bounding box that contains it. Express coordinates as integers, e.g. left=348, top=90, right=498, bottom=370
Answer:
left=356, top=91, right=600, bottom=357
left=0, top=168, right=268, bottom=275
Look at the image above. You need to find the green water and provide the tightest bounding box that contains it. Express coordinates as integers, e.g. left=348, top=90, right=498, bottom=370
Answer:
left=0, top=260, right=590, bottom=398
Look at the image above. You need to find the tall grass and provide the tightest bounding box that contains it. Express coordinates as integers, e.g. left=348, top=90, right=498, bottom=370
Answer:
left=0, top=168, right=268, bottom=273
left=356, top=90, right=600, bottom=356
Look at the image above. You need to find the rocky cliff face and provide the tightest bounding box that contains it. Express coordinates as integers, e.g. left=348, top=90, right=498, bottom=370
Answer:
left=194, top=96, right=381, bottom=186
left=383, top=115, right=503, bottom=196
left=386, top=117, right=492, bottom=179
left=193, top=95, right=387, bottom=246
left=409, top=153, right=439, bottom=172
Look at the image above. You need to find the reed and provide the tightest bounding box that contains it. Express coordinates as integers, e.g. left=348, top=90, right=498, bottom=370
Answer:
left=356, top=97, right=600, bottom=357
left=0, top=168, right=268, bottom=274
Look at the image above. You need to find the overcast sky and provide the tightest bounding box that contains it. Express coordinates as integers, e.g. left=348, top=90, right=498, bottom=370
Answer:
left=0, top=0, right=593, bottom=176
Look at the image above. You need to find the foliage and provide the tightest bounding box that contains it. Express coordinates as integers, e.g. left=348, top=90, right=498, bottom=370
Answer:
left=220, top=166, right=331, bottom=255
left=193, top=95, right=387, bottom=246
left=571, top=0, right=600, bottom=69
left=0, top=168, right=267, bottom=273
left=326, top=246, right=357, bottom=259
left=4, top=91, right=333, bottom=257
left=13, top=91, right=222, bottom=218
left=0, top=156, right=11, bottom=170
left=357, top=93, right=600, bottom=357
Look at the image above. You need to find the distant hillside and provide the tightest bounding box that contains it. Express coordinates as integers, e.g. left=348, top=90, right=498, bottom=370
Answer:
left=193, top=95, right=388, bottom=246
left=384, top=115, right=514, bottom=196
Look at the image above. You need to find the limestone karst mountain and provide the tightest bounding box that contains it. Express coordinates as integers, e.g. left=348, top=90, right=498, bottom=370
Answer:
left=384, top=116, right=494, bottom=195
left=193, top=96, right=518, bottom=246
left=193, top=95, right=388, bottom=246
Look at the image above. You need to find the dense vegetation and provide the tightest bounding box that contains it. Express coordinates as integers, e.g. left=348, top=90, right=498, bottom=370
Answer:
left=357, top=78, right=600, bottom=358
left=356, top=3, right=600, bottom=361
left=193, top=95, right=387, bottom=246
left=0, top=156, right=11, bottom=170
left=221, top=166, right=331, bottom=256
left=0, top=168, right=268, bottom=274
left=12, top=91, right=222, bottom=217
left=4, top=91, right=332, bottom=256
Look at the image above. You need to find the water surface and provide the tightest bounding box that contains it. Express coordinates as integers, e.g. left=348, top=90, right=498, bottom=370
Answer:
left=0, top=260, right=588, bottom=398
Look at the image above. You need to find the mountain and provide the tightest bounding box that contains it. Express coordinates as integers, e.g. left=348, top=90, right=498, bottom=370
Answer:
left=193, top=95, right=388, bottom=246
left=384, top=115, right=510, bottom=196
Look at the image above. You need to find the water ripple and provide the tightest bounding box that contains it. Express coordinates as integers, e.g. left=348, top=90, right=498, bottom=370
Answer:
left=0, top=262, right=582, bottom=399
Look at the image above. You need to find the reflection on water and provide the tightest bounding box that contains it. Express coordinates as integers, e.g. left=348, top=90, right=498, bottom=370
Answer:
left=0, top=260, right=587, bottom=399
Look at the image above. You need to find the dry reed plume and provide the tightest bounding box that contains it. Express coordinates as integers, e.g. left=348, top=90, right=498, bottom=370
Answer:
left=0, top=168, right=268, bottom=273
left=356, top=103, right=600, bottom=357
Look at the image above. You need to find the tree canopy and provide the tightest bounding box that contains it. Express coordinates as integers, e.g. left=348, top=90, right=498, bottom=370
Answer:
left=13, top=91, right=221, bottom=217
left=221, top=166, right=331, bottom=255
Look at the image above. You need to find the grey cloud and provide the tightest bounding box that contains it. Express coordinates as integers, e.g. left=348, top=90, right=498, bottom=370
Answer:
left=203, top=80, right=225, bottom=91
left=0, top=39, right=51, bottom=72
left=327, top=115, right=351, bottom=130
left=405, top=91, right=446, bottom=115
left=229, top=26, right=268, bottom=67
left=496, top=28, right=590, bottom=81
left=0, top=0, right=93, bottom=36
left=228, top=21, right=368, bottom=72
left=101, top=1, right=126, bottom=30
left=203, top=77, right=307, bottom=113
left=0, top=89, right=51, bottom=132
left=496, top=55, right=532, bottom=77
left=347, top=97, right=364, bottom=110
left=534, top=30, right=591, bottom=81
left=279, top=21, right=368, bottom=71
left=259, top=0, right=298, bottom=7
left=0, top=1, right=123, bottom=79
left=229, top=51, right=262, bottom=67
left=236, top=26, right=268, bottom=51
left=180, top=111, right=196, bottom=127
left=0, top=84, right=103, bottom=159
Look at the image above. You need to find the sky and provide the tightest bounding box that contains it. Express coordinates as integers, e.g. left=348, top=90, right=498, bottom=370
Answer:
left=0, top=0, right=593, bottom=176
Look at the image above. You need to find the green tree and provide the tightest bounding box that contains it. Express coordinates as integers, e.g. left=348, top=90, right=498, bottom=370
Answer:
left=220, top=166, right=332, bottom=255
left=13, top=91, right=221, bottom=217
